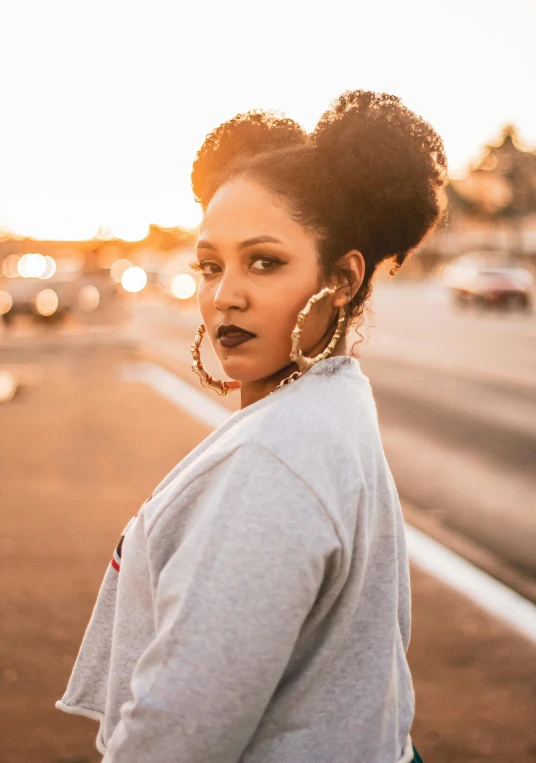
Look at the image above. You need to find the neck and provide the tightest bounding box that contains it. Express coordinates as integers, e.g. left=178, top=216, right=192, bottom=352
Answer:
left=239, top=319, right=349, bottom=410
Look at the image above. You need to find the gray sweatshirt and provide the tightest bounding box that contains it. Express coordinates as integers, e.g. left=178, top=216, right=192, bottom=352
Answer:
left=56, top=355, right=415, bottom=763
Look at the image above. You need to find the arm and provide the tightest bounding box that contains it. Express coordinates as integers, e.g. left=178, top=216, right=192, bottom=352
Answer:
left=102, top=444, right=340, bottom=763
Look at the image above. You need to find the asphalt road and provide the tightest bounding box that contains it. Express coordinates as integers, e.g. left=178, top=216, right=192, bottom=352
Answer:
left=1, top=340, right=535, bottom=763
left=359, top=282, right=536, bottom=581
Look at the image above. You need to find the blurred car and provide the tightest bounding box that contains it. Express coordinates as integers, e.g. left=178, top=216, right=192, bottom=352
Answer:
left=0, top=273, right=116, bottom=325
left=450, top=268, right=533, bottom=311
left=1, top=275, right=77, bottom=323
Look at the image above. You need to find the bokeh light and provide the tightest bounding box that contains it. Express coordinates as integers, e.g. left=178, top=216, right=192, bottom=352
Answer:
left=35, top=289, right=59, bottom=316
left=78, top=285, right=100, bottom=312
left=18, top=253, right=47, bottom=278
left=121, top=266, right=147, bottom=293
left=2, top=255, right=20, bottom=278
left=170, top=273, right=197, bottom=299
left=110, top=259, right=133, bottom=283
left=40, top=256, right=57, bottom=280
left=0, top=290, right=13, bottom=315
left=0, top=371, right=17, bottom=403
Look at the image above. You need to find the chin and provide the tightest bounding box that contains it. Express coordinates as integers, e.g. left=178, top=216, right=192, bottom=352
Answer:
left=218, top=360, right=260, bottom=383
left=218, top=356, right=280, bottom=384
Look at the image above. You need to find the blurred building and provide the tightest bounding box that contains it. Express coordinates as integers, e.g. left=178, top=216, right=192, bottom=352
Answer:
left=398, top=128, right=536, bottom=278
left=3, top=132, right=536, bottom=281
left=443, top=128, right=536, bottom=252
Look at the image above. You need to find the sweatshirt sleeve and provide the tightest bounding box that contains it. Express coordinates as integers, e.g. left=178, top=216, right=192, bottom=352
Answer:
left=102, top=443, right=341, bottom=763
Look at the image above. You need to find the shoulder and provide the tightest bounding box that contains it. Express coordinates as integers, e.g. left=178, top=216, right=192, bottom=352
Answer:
left=237, top=356, right=379, bottom=471
left=202, top=442, right=328, bottom=523
left=144, top=357, right=380, bottom=537
left=206, top=358, right=383, bottom=529
left=146, top=441, right=343, bottom=563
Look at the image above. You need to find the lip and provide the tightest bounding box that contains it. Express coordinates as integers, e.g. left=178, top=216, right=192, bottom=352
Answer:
left=217, top=323, right=255, bottom=337
left=218, top=334, right=255, bottom=348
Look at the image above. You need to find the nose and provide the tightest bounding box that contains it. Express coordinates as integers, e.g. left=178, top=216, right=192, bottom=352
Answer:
left=213, top=270, right=248, bottom=313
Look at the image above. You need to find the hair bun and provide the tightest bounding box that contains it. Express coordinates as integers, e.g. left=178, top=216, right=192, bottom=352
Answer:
left=312, top=91, right=447, bottom=260
left=192, top=111, right=307, bottom=208
left=313, top=90, right=446, bottom=175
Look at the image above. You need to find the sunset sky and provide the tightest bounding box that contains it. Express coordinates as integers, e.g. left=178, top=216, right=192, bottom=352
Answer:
left=1, top=0, right=535, bottom=240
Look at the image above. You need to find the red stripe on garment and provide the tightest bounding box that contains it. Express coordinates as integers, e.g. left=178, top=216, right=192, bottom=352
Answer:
left=111, top=558, right=120, bottom=572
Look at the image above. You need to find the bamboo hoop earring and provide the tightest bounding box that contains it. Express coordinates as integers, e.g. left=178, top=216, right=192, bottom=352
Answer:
left=191, top=287, right=347, bottom=397
left=290, top=286, right=346, bottom=371
left=191, top=324, right=241, bottom=396
left=272, top=286, right=348, bottom=392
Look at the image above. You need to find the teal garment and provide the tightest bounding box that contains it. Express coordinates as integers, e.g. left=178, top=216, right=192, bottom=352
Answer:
left=412, top=744, right=424, bottom=762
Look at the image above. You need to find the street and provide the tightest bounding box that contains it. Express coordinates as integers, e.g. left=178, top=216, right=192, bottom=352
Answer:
left=361, top=282, right=536, bottom=589
left=1, top=281, right=535, bottom=762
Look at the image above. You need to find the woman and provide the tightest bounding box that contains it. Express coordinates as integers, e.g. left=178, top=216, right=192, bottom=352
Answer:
left=57, top=91, right=444, bottom=762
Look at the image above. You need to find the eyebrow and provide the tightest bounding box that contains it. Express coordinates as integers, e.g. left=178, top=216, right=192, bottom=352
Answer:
left=196, top=235, right=283, bottom=252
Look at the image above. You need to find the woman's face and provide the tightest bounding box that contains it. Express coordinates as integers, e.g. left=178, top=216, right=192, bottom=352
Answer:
left=195, top=177, right=341, bottom=384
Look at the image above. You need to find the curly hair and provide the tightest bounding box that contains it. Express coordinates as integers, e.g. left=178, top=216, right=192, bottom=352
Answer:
left=191, top=91, right=447, bottom=332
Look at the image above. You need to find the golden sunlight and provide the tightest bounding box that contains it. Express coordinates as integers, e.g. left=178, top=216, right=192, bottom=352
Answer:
left=0, top=1, right=534, bottom=243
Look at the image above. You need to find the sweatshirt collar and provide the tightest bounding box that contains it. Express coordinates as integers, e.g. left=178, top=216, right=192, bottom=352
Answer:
left=230, top=355, right=363, bottom=420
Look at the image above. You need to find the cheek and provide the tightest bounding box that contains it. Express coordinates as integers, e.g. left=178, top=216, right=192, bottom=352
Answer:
left=265, top=291, right=326, bottom=358
left=196, top=281, right=213, bottom=319
left=260, top=289, right=304, bottom=342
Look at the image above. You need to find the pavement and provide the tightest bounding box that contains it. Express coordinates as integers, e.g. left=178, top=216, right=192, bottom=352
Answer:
left=0, top=337, right=535, bottom=763
left=0, top=287, right=536, bottom=763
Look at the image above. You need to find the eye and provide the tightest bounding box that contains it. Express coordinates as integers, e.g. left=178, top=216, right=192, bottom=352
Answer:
left=250, top=256, right=282, bottom=272
left=189, top=255, right=284, bottom=277
left=189, top=260, right=221, bottom=277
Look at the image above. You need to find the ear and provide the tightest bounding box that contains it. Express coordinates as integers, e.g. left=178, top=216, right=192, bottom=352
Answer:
left=331, top=250, right=365, bottom=307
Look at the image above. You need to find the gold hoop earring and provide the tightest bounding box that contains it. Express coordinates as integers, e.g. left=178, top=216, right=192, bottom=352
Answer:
left=191, top=324, right=240, bottom=396
left=273, top=286, right=347, bottom=392
left=191, top=288, right=347, bottom=397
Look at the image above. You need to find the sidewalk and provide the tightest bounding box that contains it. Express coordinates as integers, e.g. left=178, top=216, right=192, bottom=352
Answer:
left=408, top=563, right=535, bottom=761
left=0, top=344, right=535, bottom=762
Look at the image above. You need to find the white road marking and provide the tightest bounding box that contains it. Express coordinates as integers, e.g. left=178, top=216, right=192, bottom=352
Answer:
left=405, top=525, right=536, bottom=643
left=122, top=360, right=232, bottom=430
left=124, top=359, right=536, bottom=644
